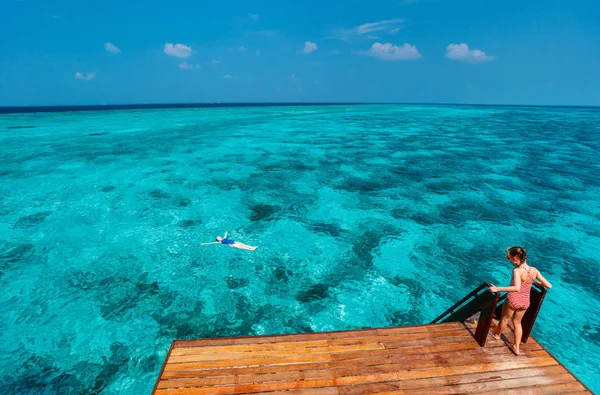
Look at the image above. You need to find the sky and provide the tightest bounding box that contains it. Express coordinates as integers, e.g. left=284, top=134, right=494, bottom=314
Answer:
left=1, top=0, right=599, bottom=106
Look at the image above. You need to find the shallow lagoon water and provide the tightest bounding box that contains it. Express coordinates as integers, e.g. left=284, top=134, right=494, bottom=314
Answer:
left=0, top=104, right=599, bottom=393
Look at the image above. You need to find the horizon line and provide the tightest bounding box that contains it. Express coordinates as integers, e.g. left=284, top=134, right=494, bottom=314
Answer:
left=1, top=101, right=599, bottom=114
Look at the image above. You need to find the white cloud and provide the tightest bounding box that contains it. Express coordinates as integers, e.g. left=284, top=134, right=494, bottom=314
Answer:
left=179, top=61, right=200, bottom=70
left=291, top=73, right=296, bottom=80
left=255, top=49, right=261, bottom=55
left=164, top=43, right=192, bottom=58
left=332, top=49, right=341, bottom=55
left=75, top=72, right=96, bottom=80
left=301, top=41, right=317, bottom=54
left=360, top=42, right=421, bottom=60
left=328, top=19, right=404, bottom=42
left=238, top=46, right=247, bottom=53
left=104, top=42, right=121, bottom=54
left=248, top=13, right=259, bottom=21
left=212, top=59, right=221, bottom=64
left=445, top=43, right=494, bottom=63
left=223, top=74, right=237, bottom=80
left=355, top=18, right=404, bottom=35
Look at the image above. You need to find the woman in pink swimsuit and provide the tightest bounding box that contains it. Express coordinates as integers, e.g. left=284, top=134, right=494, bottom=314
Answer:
left=489, top=247, right=552, bottom=355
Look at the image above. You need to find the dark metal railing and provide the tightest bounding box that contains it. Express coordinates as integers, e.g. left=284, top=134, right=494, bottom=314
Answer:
left=431, top=281, right=500, bottom=347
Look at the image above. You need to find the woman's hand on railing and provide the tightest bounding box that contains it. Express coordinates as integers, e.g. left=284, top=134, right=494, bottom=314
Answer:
left=488, top=284, right=499, bottom=293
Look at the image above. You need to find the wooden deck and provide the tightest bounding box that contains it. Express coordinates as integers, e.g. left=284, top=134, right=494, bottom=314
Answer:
left=153, top=321, right=591, bottom=395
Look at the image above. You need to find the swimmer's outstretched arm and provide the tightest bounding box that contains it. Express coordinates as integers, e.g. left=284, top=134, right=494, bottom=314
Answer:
left=223, top=231, right=229, bottom=239
left=201, top=241, right=221, bottom=246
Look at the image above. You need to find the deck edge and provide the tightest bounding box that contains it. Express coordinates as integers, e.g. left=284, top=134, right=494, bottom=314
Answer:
left=172, top=321, right=461, bottom=347
left=530, top=335, right=594, bottom=394
left=151, top=341, right=176, bottom=395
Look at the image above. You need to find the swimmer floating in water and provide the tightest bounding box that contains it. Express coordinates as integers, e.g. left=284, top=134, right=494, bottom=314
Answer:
left=201, top=231, right=258, bottom=251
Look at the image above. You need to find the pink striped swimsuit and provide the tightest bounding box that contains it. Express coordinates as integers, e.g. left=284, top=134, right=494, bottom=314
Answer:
left=507, top=266, right=533, bottom=310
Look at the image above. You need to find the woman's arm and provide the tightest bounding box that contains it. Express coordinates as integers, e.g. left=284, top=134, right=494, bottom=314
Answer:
left=224, top=231, right=229, bottom=239
left=535, top=271, right=552, bottom=289
left=489, top=269, right=521, bottom=293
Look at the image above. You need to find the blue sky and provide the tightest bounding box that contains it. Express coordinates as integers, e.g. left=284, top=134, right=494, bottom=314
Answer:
left=1, top=0, right=599, bottom=106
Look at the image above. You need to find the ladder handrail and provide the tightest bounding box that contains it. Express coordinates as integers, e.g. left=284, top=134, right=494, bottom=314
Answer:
left=432, top=281, right=548, bottom=347
left=431, top=281, right=495, bottom=324
left=493, top=281, right=548, bottom=343
left=431, top=281, right=500, bottom=347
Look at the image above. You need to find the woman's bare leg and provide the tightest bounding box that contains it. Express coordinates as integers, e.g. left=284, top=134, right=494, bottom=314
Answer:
left=493, top=302, right=514, bottom=340
left=230, top=243, right=258, bottom=251
left=511, top=308, right=527, bottom=355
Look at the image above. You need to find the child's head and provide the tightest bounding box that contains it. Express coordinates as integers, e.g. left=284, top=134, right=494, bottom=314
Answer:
left=506, top=246, right=527, bottom=265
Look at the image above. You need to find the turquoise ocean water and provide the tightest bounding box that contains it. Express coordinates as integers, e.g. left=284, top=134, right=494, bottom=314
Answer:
left=0, top=104, right=599, bottom=393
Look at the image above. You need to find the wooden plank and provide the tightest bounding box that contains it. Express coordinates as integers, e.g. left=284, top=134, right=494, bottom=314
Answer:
left=155, top=378, right=337, bottom=395
left=398, top=342, right=542, bottom=360
left=330, top=340, right=482, bottom=361
left=173, top=329, right=380, bottom=348
left=381, top=335, right=478, bottom=349
left=388, top=348, right=549, bottom=366
left=158, top=361, right=568, bottom=394
left=163, top=353, right=332, bottom=371
left=336, top=335, right=542, bottom=362
left=339, top=343, right=544, bottom=372
left=376, top=322, right=462, bottom=336
left=156, top=371, right=400, bottom=395
left=162, top=349, right=470, bottom=380
left=400, top=373, right=576, bottom=394
left=361, top=392, right=404, bottom=395
left=393, top=357, right=558, bottom=381
left=170, top=328, right=467, bottom=358
left=331, top=339, right=545, bottom=366
left=334, top=350, right=550, bottom=378
left=172, top=323, right=462, bottom=349
left=334, top=372, right=399, bottom=386
left=327, top=329, right=470, bottom=346
left=474, top=382, right=590, bottom=395
left=158, top=369, right=336, bottom=388
left=250, top=389, right=340, bottom=395
left=167, top=343, right=385, bottom=363
left=170, top=340, right=328, bottom=355
left=338, top=365, right=569, bottom=394
left=160, top=361, right=339, bottom=379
